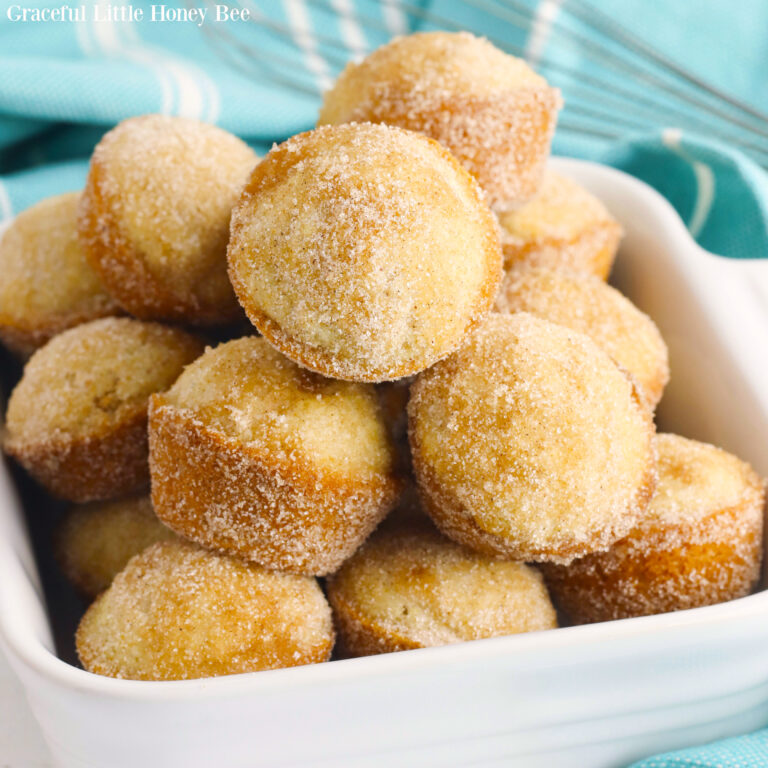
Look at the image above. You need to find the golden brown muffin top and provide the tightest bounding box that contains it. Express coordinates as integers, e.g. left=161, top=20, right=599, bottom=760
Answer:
left=5, top=317, right=202, bottom=446
left=318, top=33, right=559, bottom=211
left=80, top=114, right=257, bottom=315
left=330, top=521, right=557, bottom=646
left=409, top=313, right=655, bottom=562
left=76, top=539, right=334, bottom=680
left=227, top=122, right=502, bottom=382
left=645, top=434, right=765, bottom=533
left=154, top=336, right=396, bottom=481
left=0, top=192, right=118, bottom=342
left=56, top=495, right=175, bottom=596
left=319, top=31, right=548, bottom=125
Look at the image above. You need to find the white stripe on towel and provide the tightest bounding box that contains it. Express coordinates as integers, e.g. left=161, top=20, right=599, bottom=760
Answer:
left=90, top=0, right=175, bottom=114
left=92, top=0, right=221, bottom=122
left=330, top=0, right=368, bottom=61
left=283, top=0, right=334, bottom=92
left=381, top=0, right=408, bottom=37
left=525, top=0, right=565, bottom=67
left=121, top=11, right=219, bottom=122
left=663, top=128, right=715, bottom=239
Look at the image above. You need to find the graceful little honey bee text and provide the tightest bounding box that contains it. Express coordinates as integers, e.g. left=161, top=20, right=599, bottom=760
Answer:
left=6, top=4, right=251, bottom=26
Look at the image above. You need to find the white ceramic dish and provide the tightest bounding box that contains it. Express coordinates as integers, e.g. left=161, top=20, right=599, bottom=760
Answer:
left=1, top=157, right=767, bottom=768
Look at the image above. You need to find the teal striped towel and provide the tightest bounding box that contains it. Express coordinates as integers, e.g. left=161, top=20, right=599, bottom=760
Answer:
left=1, top=0, right=767, bottom=260
left=0, top=2, right=767, bottom=765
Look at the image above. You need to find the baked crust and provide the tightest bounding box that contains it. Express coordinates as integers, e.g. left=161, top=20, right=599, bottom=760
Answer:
left=79, top=156, right=200, bottom=322
left=408, top=314, right=657, bottom=564
left=5, top=408, right=149, bottom=502
left=501, top=220, right=622, bottom=280
left=0, top=191, right=119, bottom=357
left=543, top=501, right=764, bottom=623
left=496, top=171, right=623, bottom=279
left=542, top=435, right=766, bottom=622
left=149, top=400, right=401, bottom=576
left=411, top=391, right=657, bottom=564
left=327, top=520, right=557, bottom=656
left=3, top=317, right=203, bottom=502
left=318, top=32, right=560, bottom=208
left=55, top=495, right=175, bottom=597
left=78, top=115, right=255, bottom=325
left=329, top=589, right=422, bottom=658
left=76, top=539, right=334, bottom=680
left=227, top=123, right=503, bottom=382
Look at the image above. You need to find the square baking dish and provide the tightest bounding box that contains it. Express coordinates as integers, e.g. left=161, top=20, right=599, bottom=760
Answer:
left=1, top=157, right=767, bottom=768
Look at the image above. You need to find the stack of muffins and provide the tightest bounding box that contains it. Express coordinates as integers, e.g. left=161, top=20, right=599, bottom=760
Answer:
left=1, top=32, right=764, bottom=681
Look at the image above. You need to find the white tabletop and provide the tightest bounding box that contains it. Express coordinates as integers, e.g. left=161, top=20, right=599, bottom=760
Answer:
left=0, top=646, right=52, bottom=767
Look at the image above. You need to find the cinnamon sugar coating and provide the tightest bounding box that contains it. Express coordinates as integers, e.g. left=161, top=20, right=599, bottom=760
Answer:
left=318, top=32, right=560, bottom=208
left=76, top=539, right=334, bottom=680
left=78, top=115, right=257, bottom=325
left=149, top=337, right=401, bottom=576
left=227, top=122, right=502, bottom=382
left=543, top=434, right=765, bottom=623
left=496, top=171, right=622, bottom=278
left=409, top=313, right=656, bottom=564
left=496, top=267, right=669, bottom=408
left=3, top=317, right=203, bottom=502
left=328, top=518, right=557, bottom=657
left=56, top=495, right=176, bottom=597
left=0, top=192, right=119, bottom=357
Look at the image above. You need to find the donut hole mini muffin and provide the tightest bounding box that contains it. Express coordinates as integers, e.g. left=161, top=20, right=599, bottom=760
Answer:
left=496, top=171, right=623, bottom=279
left=543, top=434, right=765, bottom=623
left=76, top=539, right=334, bottom=680
left=409, top=313, right=656, bottom=564
left=149, top=336, right=401, bottom=576
left=0, top=192, right=119, bottom=357
left=78, top=115, right=258, bottom=325
left=55, top=495, right=176, bottom=598
left=227, top=122, right=502, bottom=382
left=318, top=31, right=560, bottom=209
left=328, top=519, right=557, bottom=657
left=4, top=317, right=203, bottom=502
left=495, top=267, right=669, bottom=408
